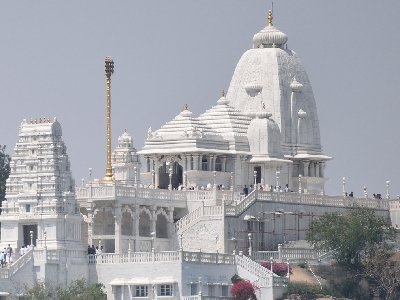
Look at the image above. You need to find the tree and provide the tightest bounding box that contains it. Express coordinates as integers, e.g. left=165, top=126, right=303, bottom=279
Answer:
left=306, top=207, right=395, bottom=270
left=23, top=279, right=107, bottom=300
left=0, top=145, right=10, bottom=205
left=363, top=245, right=400, bottom=300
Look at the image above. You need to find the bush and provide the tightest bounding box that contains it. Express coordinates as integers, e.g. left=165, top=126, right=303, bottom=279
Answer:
left=260, top=261, right=291, bottom=277
left=231, top=280, right=257, bottom=300
left=287, top=282, right=340, bottom=299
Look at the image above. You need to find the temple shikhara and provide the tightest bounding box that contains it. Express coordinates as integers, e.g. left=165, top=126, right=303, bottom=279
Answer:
left=0, top=10, right=398, bottom=300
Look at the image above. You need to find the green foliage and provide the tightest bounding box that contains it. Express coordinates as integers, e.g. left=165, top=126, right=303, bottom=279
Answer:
left=0, top=145, right=10, bottom=204
left=287, top=282, right=340, bottom=299
left=23, top=279, right=106, bottom=300
left=306, top=207, right=395, bottom=270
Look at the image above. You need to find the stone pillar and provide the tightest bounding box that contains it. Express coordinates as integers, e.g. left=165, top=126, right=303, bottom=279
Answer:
left=114, top=205, right=122, bottom=254
left=319, top=162, right=325, bottom=178
left=315, top=162, right=320, bottom=177
left=209, top=155, right=214, bottom=171
left=303, top=161, right=310, bottom=177
left=151, top=206, right=157, bottom=235
left=134, top=205, right=140, bottom=251
left=154, top=160, right=159, bottom=188
left=87, top=210, right=94, bottom=246
left=168, top=207, right=174, bottom=240
left=193, top=154, right=199, bottom=170
left=309, top=162, right=315, bottom=177
left=222, top=157, right=227, bottom=172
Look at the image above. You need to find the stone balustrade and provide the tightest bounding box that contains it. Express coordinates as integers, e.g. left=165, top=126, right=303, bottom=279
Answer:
left=226, top=190, right=389, bottom=217
left=252, top=246, right=330, bottom=264
left=87, top=250, right=235, bottom=265
left=235, top=254, right=274, bottom=288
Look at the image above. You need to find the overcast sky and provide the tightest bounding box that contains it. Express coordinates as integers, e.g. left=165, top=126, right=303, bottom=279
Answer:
left=0, top=0, right=399, bottom=197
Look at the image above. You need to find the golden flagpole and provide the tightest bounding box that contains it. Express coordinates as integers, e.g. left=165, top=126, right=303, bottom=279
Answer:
left=104, top=56, right=114, bottom=181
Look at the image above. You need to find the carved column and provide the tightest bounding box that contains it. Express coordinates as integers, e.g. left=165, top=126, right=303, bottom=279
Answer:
left=154, top=159, right=159, bottom=188
left=134, top=205, right=140, bottom=251
left=315, top=162, right=320, bottom=177
left=319, top=162, right=326, bottom=178
left=309, top=161, right=315, bottom=177
left=168, top=206, right=174, bottom=239
left=114, top=205, right=122, bottom=254
left=222, top=157, right=227, bottom=172
left=193, top=154, right=199, bottom=170
left=151, top=206, right=157, bottom=235
left=303, top=161, right=310, bottom=177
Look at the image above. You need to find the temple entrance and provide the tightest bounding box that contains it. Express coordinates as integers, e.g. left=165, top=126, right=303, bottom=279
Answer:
left=158, top=162, right=183, bottom=189
left=23, top=224, right=38, bottom=246
left=254, top=166, right=261, bottom=184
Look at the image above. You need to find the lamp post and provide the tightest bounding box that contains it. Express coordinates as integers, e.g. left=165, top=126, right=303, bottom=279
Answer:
left=248, top=233, right=252, bottom=257
left=298, top=174, right=302, bottom=194
left=276, top=170, right=280, bottom=190
left=44, top=231, right=47, bottom=249
left=150, top=231, right=155, bottom=252
left=134, top=166, right=137, bottom=188
left=151, top=170, right=155, bottom=189
left=253, top=170, right=257, bottom=188
left=342, top=177, right=346, bottom=197
left=386, top=181, right=390, bottom=199
left=30, top=230, right=34, bottom=247
left=168, top=165, right=173, bottom=191
left=230, top=172, right=234, bottom=191
left=179, top=234, right=183, bottom=250
left=213, top=171, right=217, bottom=189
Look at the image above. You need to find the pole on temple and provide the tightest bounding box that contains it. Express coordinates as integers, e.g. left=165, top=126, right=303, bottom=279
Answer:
left=104, top=56, right=114, bottom=181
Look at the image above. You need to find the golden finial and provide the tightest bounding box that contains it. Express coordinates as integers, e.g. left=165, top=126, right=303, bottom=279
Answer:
left=268, top=10, right=273, bottom=26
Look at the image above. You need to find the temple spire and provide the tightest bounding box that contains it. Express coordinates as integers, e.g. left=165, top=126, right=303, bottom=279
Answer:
left=268, top=10, right=273, bottom=26
left=104, top=56, right=114, bottom=181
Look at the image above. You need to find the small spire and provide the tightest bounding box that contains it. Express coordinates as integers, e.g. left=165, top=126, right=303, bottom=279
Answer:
left=182, top=104, right=189, bottom=111
left=221, top=89, right=225, bottom=97
left=268, top=10, right=273, bottom=26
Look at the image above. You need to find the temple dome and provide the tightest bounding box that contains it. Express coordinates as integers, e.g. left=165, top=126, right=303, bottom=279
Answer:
left=117, top=130, right=133, bottom=148
left=253, top=10, right=288, bottom=48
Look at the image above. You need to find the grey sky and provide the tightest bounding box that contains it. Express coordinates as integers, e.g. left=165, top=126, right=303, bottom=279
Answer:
left=0, top=1, right=399, bottom=197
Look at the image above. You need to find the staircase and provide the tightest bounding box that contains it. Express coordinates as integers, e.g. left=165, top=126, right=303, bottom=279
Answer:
left=175, top=205, right=223, bottom=233
left=0, top=246, right=34, bottom=279
left=225, top=190, right=257, bottom=217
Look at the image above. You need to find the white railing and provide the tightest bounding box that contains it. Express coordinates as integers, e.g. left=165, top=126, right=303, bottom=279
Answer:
left=0, top=247, right=34, bottom=279
left=182, top=297, right=232, bottom=300
left=226, top=191, right=389, bottom=217
left=88, top=250, right=234, bottom=265
left=252, top=247, right=330, bottom=263
left=182, top=251, right=235, bottom=264
left=235, top=255, right=273, bottom=288
left=175, top=206, right=223, bottom=233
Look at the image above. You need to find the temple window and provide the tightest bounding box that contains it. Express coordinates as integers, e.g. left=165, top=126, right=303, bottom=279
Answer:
left=215, top=157, right=222, bottom=172
left=201, top=156, right=208, bottom=171
left=156, top=214, right=168, bottom=238
left=139, top=211, right=151, bottom=237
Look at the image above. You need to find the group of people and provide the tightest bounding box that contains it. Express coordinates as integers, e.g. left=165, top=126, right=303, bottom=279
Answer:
left=0, top=244, right=13, bottom=267
left=87, top=245, right=103, bottom=255
left=242, top=184, right=291, bottom=195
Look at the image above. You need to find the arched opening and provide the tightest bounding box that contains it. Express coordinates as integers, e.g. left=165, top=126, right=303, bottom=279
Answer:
left=158, top=162, right=183, bottom=189
left=121, top=211, right=133, bottom=236
left=139, top=211, right=151, bottom=237
left=156, top=214, right=168, bottom=238
left=93, top=210, right=115, bottom=235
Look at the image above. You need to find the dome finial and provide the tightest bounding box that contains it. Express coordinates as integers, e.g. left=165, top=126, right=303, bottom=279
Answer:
left=268, top=10, right=273, bottom=26
left=221, top=89, right=225, bottom=97
left=182, top=104, right=189, bottom=111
